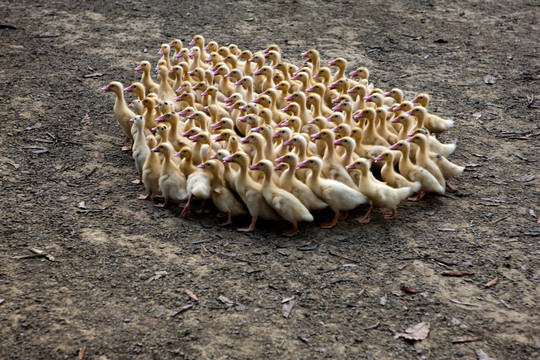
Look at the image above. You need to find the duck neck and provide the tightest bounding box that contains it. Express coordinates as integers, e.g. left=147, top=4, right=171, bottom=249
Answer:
left=114, top=89, right=130, bottom=115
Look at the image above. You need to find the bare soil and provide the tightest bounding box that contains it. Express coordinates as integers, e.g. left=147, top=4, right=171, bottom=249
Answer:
left=1, top=1, right=539, bottom=359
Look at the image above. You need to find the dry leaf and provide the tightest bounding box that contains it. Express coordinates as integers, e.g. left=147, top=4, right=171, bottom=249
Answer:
left=184, top=289, right=198, bottom=301
left=484, top=276, right=498, bottom=288
left=282, top=299, right=296, bottom=318
left=78, top=201, right=86, bottom=209
left=171, top=304, right=194, bottom=317
left=472, top=113, right=482, bottom=120
left=392, top=289, right=405, bottom=297
left=218, top=295, right=236, bottom=306
left=516, top=174, right=534, bottom=183
left=450, top=298, right=479, bottom=307
left=452, top=336, right=482, bottom=343
left=394, top=322, right=430, bottom=340
left=529, top=209, right=537, bottom=218
left=476, top=348, right=496, bottom=360
left=380, top=295, right=387, bottom=306
left=483, top=74, right=497, bottom=84
left=81, top=114, right=90, bottom=125
left=147, top=271, right=167, bottom=283
left=442, top=270, right=475, bottom=276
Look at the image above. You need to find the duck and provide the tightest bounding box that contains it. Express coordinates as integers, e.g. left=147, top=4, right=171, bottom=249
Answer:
left=298, top=157, right=368, bottom=228
left=135, top=61, right=159, bottom=95
left=152, top=142, right=188, bottom=208
left=238, top=49, right=255, bottom=76
left=273, top=126, right=293, bottom=157
left=169, top=39, right=183, bottom=64
left=130, top=115, right=151, bottom=185
left=306, top=92, right=333, bottom=118
left=275, top=153, right=328, bottom=211
left=349, top=66, right=372, bottom=90
left=204, top=40, right=219, bottom=53
left=374, top=107, right=399, bottom=143
left=139, top=135, right=162, bottom=200
left=389, top=140, right=445, bottom=201
left=156, top=65, right=178, bottom=105
left=180, top=151, right=213, bottom=218
left=249, top=160, right=313, bottom=236
left=130, top=99, right=144, bottom=116
left=188, top=131, right=214, bottom=165
left=406, top=134, right=446, bottom=188
left=155, top=112, right=191, bottom=150
left=102, top=81, right=135, bottom=151
left=235, top=75, right=257, bottom=102
left=125, top=82, right=147, bottom=100
left=158, top=43, right=173, bottom=72
left=223, top=152, right=280, bottom=232
left=189, top=35, right=210, bottom=63
left=334, top=136, right=361, bottom=168
left=383, top=88, right=404, bottom=105
left=346, top=158, right=414, bottom=223
left=346, top=83, right=371, bottom=110
left=329, top=57, right=349, bottom=82
left=353, top=108, right=390, bottom=146
left=251, top=124, right=276, bottom=161
left=265, top=50, right=282, bottom=67
left=409, top=127, right=456, bottom=157
left=253, top=65, right=275, bottom=93
left=311, top=130, right=358, bottom=189
left=374, top=150, right=421, bottom=191
left=407, top=105, right=454, bottom=137
left=407, top=133, right=463, bottom=186
left=301, top=48, right=321, bottom=76
left=198, top=159, right=247, bottom=225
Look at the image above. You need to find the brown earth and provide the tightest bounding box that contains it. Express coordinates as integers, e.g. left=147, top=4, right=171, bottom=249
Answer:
left=1, top=0, right=539, bottom=359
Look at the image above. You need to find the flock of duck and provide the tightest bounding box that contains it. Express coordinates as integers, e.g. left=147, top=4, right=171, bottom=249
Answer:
left=102, top=35, right=464, bottom=236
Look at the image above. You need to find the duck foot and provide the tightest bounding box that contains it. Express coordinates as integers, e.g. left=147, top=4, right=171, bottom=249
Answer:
left=138, top=192, right=151, bottom=200
left=339, top=210, right=349, bottom=220
left=154, top=203, right=166, bottom=208
left=356, top=204, right=373, bottom=224
left=121, top=145, right=132, bottom=151
left=282, top=222, right=299, bottom=237
left=408, top=191, right=426, bottom=202
left=237, top=216, right=257, bottom=232
left=383, top=207, right=397, bottom=220
left=131, top=179, right=142, bottom=184
left=321, top=211, right=340, bottom=229
left=446, top=181, right=458, bottom=191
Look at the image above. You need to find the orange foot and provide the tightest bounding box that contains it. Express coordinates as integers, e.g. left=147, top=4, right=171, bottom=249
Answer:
left=408, top=191, right=426, bottom=202
left=446, top=181, right=458, bottom=191
left=132, top=179, right=142, bottom=184
left=383, top=207, right=397, bottom=220
left=355, top=214, right=371, bottom=224
left=138, top=193, right=151, bottom=200
left=121, top=145, right=132, bottom=151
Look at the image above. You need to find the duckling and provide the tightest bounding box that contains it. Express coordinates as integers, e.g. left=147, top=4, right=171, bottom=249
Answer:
left=334, top=136, right=360, bottom=168
left=139, top=135, right=162, bottom=200
left=273, top=127, right=293, bottom=157
left=263, top=44, right=281, bottom=55
left=407, top=105, right=454, bottom=137
left=384, top=88, right=404, bottom=105
left=389, top=140, right=445, bottom=201
left=374, top=150, right=421, bottom=191
left=198, top=159, right=247, bottom=225
left=189, top=35, right=210, bottom=63
left=374, top=107, right=399, bottom=144
left=346, top=83, right=371, bottom=110
left=407, top=133, right=463, bottom=187
left=329, top=57, right=349, bottom=82
left=125, top=82, right=147, bottom=100
left=349, top=66, right=372, bottom=90
left=155, top=112, right=191, bottom=150
left=301, top=48, right=321, bottom=76
left=409, top=128, right=456, bottom=157
left=204, top=40, right=219, bottom=53
left=135, top=61, right=159, bottom=95
left=249, top=160, right=313, bottom=236
left=265, top=50, right=282, bottom=67
left=238, top=49, right=254, bottom=76
left=298, top=157, right=368, bottom=228
left=129, top=115, right=151, bottom=185
left=253, top=65, right=275, bottom=93
left=354, top=108, right=390, bottom=146
left=152, top=142, right=188, bottom=208
left=181, top=151, right=212, bottom=218
left=158, top=43, right=173, bottom=72
left=251, top=125, right=276, bottom=161
left=275, top=153, right=328, bottom=211
left=188, top=131, right=214, bottom=165
left=311, top=130, right=358, bottom=190
left=130, top=99, right=144, bottom=116
left=235, top=76, right=257, bottom=102
left=169, top=39, right=183, bottom=63
left=102, top=81, right=135, bottom=151
left=406, top=134, right=446, bottom=188
left=156, top=65, right=178, bottom=106
left=223, top=152, right=280, bottom=232
left=346, top=158, right=413, bottom=223
left=306, top=93, right=333, bottom=118
left=332, top=100, right=356, bottom=128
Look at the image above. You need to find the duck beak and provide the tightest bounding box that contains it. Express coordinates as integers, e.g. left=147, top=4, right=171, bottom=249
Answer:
left=334, top=139, right=343, bottom=146
left=284, top=95, right=293, bottom=102
left=305, top=87, right=314, bottom=93
left=197, top=163, right=206, bottom=169
left=353, top=111, right=364, bottom=119
left=405, top=110, right=413, bottom=115
left=101, top=85, right=111, bottom=93
left=406, top=137, right=414, bottom=143
left=384, top=91, right=391, bottom=97
left=124, top=86, right=132, bottom=93
left=275, top=156, right=285, bottom=163
left=297, top=161, right=308, bottom=169
left=134, top=65, right=142, bottom=73
left=173, top=152, right=182, bottom=158
left=240, top=137, right=249, bottom=144
left=308, top=119, right=316, bottom=124
left=332, top=104, right=342, bottom=112
left=283, top=139, right=293, bottom=146
left=388, top=144, right=398, bottom=150
left=209, top=154, right=218, bottom=159
left=364, top=95, right=372, bottom=101
left=374, top=155, right=383, bottom=162
left=189, top=135, right=199, bottom=142
left=345, top=163, right=355, bottom=170
left=168, top=68, right=174, bottom=74
left=214, top=134, right=223, bottom=141
left=328, top=82, right=337, bottom=90
left=251, top=127, right=260, bottom=133
left=273, top=164, right=282, bottom=171
left=155, top=115, right=165, bottom=122
left=248, top=164, right=259, bottom=171
left=210, top=122, right=221, bottom=128
left=252, top=98, right=260, bottom=104
left=253, top=69, right=262, bottom=76
left=312, top=73, right=320, bottom=78
left=129, top=118, right=135, bottom=123
left=346, top=88, right=355, bottom=94
left=152, top=146, right=160, bottom=152
left=311, top=133, right=321, bottom=140
left=301, top=51, right=308, bottom=58
left=189, top=39, right=196, bottom=46
left=411, top=98, right=418, bottom=103
left=349, top=70, right=358, bottom=77
left=223, top=155, right=234, bottom=163
left=151, top=127, right=157, bottom=133
left=328, top=60, right=337, bottom=66
left=407, top=131, right=416, bottom=137
left=201, top=91, right=209, bottom=97
left=181, top=131, right=190, bottom=137
left=158, top=48, right=164, bottom=55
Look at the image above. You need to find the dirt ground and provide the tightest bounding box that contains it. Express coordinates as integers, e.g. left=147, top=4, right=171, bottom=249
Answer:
left=1, top=0, right=539, bottom=359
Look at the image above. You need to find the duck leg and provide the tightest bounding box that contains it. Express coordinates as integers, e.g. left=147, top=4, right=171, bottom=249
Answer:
left=408, top=191, right=426, bottom=202
left=339, top=210, right=349, bottom=220
left=321, top=211, right=340, bottom=229
left=180, top=195, right=194, bottom=217
left=132, top=173, right=143, bottom=184
left=383, top=206, right=397, bottom=220
left=218, top=210, right=233, bottom=226
left=237, top=215, right=258, bottom=232
left=355, top=204, right=373, bottom=224
left=138, top=190, right=152, bottom=200
left=282, top=221, right=299, bottom=237
left=154, top=197, right=169, bottom=208
left=195, top=199, right=207, bottom=214
left=122, top=137, right=132, bottom=151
